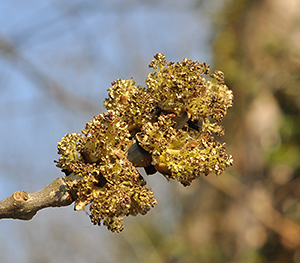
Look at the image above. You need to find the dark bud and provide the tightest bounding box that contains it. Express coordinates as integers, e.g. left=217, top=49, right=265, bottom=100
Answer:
left=187, top=118, right=202, bottom=131
left=61, top=169, right=72, bottom=176
left=144, top=165, right=157, bottom=175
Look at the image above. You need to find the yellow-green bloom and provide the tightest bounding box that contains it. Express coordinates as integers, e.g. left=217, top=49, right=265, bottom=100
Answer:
left=55, top=53, right=233, bottom=232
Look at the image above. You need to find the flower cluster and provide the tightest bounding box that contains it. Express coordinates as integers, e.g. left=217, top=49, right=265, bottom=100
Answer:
left=55, top=111, right=157, bottom=232
left=55, top=53, right=233, bottom=232
left=136, top=115, right=233, bottom=186
left=146, top=53, right=233, bottom=122
left=104, top=78, right=155, bottom=135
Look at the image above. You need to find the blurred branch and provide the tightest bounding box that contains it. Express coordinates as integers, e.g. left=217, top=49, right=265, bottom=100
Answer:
left=204, top=174, right=300, bottom=249
left=0, top=34, right=101, bottom=114
left=0, top=173, right=80, bottom=220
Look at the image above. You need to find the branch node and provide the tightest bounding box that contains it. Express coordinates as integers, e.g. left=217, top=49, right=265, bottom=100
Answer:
left=22, top=190, right=29, bottom=201
left=12, top=190, right=29, bottom=203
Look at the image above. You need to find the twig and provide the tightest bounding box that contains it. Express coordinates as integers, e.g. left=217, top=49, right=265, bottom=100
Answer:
left=0, top=173, right=81, bottom=220
left=0, top=141, right=151, bottom=221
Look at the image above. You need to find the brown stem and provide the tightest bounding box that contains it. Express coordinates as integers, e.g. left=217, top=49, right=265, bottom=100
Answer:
left=0, top=173, right=81, bottom=220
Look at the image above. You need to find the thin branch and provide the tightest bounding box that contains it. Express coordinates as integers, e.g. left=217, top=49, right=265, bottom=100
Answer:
left=0, top=34, right=102, bottom=115
left=0, top=173, right=81, bottom=220
left=0, top=143, right=150, bottom=221
left=204, top=174, right=300, bottom=249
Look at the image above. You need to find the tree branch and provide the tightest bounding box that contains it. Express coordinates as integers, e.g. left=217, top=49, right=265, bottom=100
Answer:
left=0, top=173, right=81, bottom=220
left=0, top=34, right=102, bottom=115
left=0, top=142, right=151, bottom=221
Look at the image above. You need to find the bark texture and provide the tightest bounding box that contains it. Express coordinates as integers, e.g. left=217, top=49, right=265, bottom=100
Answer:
left=0, top=173, right=81, bottom=220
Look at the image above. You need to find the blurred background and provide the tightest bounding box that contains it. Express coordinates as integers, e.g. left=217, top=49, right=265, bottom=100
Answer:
left=1, top=0, right=300, bottom=262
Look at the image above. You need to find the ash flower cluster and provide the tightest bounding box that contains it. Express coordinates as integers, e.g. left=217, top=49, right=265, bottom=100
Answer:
left=55, top=53, right=233, bottom=232
left=104, top=78, right=155, bottom=135
left=136, top=114, right=232, bottom=186
left=56, top=111, right=157, bottom=232
left=146, top=53, right=233, bottom=122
